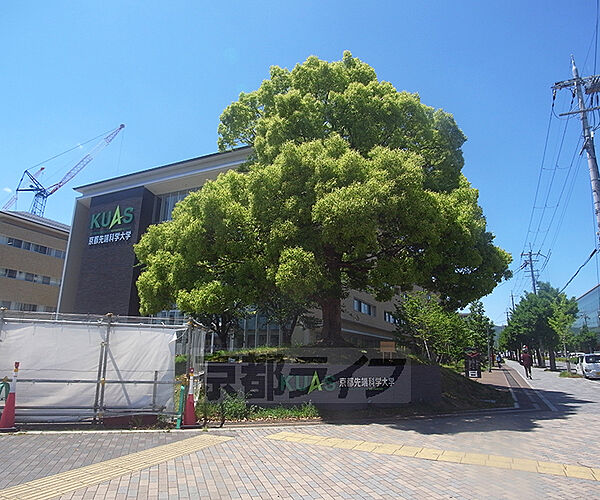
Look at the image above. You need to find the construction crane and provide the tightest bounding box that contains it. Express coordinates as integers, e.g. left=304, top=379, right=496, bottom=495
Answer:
left=1, top=167, right=45, bottom=210
left=14, top=124, right=125, bottom=217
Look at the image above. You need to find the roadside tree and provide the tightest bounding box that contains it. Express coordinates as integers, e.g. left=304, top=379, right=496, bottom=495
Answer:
left=574, top=323, right=598, bottom=353
left=548, top=295, right=577, bottom=372
left=502, top=283, right=577, bottom=369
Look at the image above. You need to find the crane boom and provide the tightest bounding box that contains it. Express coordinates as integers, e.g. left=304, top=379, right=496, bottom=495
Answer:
left=15, top=124, right=125, bottom=217
left=47, top=124, right=125, bottom=195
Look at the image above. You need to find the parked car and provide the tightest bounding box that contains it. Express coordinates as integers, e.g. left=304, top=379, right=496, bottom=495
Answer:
left=575, top=354, right=600, bottom=379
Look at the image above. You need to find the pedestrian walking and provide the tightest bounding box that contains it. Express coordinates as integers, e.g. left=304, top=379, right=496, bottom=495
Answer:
left=521, top=348, right=533, bottom=379
left=496, top=353, right=503, bottom=368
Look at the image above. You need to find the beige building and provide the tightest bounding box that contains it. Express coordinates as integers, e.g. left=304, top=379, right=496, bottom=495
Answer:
left=0, top=210, right=69, bottom=312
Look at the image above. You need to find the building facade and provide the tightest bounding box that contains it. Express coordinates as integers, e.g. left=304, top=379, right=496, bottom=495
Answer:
left=575, top=284, right=600, bottom=334
left=58, top=148, right=397, bottom=346
left=0, top=210, right=69, bottom=312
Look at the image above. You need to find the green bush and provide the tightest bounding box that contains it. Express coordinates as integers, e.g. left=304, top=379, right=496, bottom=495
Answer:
left=195, top=390, right=320, bottom=422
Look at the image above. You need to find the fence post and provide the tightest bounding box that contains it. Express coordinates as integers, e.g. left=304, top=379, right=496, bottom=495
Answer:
left=92, top=319, right=108, bottom=422
left=151, top=370, right=159, bottom=411
left=97, top=313, right=113, bottom=422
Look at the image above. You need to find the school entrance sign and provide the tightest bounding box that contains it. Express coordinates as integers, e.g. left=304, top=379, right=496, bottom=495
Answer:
left=206, top=348, right=411, bottom=408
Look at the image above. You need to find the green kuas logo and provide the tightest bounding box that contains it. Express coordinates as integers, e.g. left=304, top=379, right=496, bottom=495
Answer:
left=90, top=205, right=134, bottom=230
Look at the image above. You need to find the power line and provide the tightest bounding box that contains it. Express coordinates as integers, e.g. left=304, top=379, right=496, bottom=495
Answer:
left=560, top=248, right=598, bottom=293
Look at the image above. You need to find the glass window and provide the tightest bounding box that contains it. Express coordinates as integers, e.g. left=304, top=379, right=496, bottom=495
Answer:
left=42, top=276, right=51, bottom=285
left=0, top=234, right=65, bottom=259
left=354, top=298, right=376, bottom=316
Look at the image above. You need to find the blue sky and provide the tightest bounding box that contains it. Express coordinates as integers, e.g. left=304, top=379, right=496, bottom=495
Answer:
left=1, top=1, right=599, bottom=324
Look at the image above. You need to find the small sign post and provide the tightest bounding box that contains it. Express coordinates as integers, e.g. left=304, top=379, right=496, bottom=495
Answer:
left=464, top=349, right=482, bottom=378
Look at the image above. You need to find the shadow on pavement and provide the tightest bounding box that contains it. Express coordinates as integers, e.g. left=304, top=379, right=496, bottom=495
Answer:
left=317, top=383, right=596, bottom=435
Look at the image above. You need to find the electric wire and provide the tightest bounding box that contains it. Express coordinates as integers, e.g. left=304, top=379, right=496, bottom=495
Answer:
left=530, top=113, right=571, bottom=252
left=560, top=248, right=597, bottom=293
left=537, top=136, right=584, bottom=268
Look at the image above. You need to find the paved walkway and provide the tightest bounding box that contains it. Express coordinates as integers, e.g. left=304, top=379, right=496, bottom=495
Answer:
left=1, top=362, right=599, bottom=499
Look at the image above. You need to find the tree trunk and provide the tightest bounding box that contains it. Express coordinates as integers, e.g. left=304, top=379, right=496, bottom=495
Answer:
left=281, top=315, right=298, bottom=346
left=535, top=347, right=544, bottom=367
left=549, top=349, right=556, bottom=371
left=319, top=296, right=345, bottom=345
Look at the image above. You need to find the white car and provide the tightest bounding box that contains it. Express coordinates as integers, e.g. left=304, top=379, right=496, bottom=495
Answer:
left=575, top=354, right=600, bottom=379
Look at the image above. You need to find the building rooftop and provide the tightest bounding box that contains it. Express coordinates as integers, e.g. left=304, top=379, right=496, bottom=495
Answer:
left=1, top=210, right=70, bottom=233
left=73, top=146, right=252, bottom=200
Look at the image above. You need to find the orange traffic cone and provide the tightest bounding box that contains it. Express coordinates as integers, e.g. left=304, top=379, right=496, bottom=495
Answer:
left=182, top=367, right=199, bottom=428
left=0, top=362, right=19, bottom=432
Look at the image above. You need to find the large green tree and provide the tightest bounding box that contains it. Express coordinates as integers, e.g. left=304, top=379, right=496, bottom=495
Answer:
left=135, top=52, right=511, bottom=345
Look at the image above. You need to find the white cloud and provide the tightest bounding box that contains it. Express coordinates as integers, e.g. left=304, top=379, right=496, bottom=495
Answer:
left=2, top=187, right=12, bottom=194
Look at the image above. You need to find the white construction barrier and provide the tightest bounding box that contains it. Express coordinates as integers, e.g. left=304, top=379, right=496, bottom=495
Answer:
left=0, top=312, right=185, bottom=422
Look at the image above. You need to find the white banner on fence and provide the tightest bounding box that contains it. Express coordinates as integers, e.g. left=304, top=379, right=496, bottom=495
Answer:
left=0, top=319, right=178, bottom=422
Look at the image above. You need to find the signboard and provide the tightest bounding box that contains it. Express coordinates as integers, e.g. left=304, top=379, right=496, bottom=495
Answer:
left=464, top=351, right=482, bottom=378
left=206, top=348, right=410, bottom=407
left=87, top=205, right=135, bottom=246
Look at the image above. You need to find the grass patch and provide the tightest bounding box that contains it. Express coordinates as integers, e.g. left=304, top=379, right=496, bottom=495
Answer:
left=559, top=371, right=582, bottom=378
left=196, top=392, right=320, bottom=423
left=439, top=366, right=513, bottom=410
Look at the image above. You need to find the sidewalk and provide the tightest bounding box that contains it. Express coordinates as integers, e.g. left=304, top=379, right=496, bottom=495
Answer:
left=475, top=361, right=553, bottom=411
left=478, top=364, right=511, bottom=388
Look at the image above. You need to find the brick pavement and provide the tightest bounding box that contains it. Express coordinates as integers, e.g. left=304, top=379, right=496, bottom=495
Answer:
left=1, top=362, right=599, bottom=499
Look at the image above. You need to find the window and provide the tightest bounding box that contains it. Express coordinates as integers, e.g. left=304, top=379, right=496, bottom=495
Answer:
left=157, top=189, right=193, bottom=222
left=0, top=267, right=59, bottom=286
left=3, top=269, right=17, bottom=279
left=0, top=234, right=65, bottom=259
left=384, top=311, right=396, bottom=324
left=353, top=298, right=376, bottom=317
left=33, top=244, right=48, bottom=255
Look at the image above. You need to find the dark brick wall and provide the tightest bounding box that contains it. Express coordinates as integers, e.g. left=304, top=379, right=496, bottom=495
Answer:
left=74, top=187, right=155, bottom=315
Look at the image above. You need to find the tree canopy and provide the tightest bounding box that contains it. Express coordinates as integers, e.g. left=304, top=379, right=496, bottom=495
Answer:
left=499, top=283, right=578, bottom=361
left=395, top=295, right=494, bottom=364
left=135, top=52, right=511, bottom=345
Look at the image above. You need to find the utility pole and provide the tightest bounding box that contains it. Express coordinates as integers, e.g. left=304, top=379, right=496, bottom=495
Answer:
left=521, top=249, right=542, bottom=295
left=553, top=56, right=600, bottom=244
left=510, top=292, right=516, bottom=313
